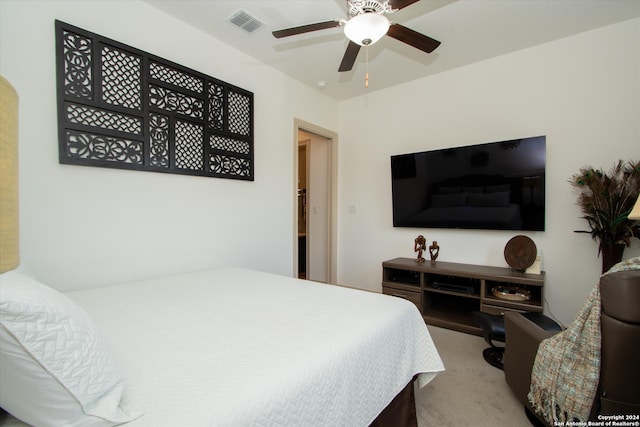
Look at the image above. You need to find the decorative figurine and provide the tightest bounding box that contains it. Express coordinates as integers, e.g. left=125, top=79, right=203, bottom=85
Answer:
left=414, top=235, right=427, bottom=262
left=429, top=241, right=440, bottom=263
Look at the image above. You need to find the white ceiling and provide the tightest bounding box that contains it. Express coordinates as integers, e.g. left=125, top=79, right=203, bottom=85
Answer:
left=142, top=0, right=640, bottom=100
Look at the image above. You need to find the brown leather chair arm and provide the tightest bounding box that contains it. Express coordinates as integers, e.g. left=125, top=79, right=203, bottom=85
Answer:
left=503, top=312, right=559, bottom=407
left=597, top=270, right=640, bottom=415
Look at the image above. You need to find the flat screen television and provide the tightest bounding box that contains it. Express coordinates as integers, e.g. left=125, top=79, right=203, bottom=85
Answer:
left=390, top=136, right=545, bottom=231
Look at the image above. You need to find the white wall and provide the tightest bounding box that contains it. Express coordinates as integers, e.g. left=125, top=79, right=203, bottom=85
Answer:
left=337, top=18, right=640, bottom=325
left=0, top=0, right=339, bottom=290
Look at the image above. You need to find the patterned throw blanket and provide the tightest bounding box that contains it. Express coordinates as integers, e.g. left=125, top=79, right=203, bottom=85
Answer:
left=528, top=256, right=640, bottom=424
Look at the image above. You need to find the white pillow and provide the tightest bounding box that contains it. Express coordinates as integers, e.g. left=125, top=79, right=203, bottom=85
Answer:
left=0, top=271, right=142, bottom=426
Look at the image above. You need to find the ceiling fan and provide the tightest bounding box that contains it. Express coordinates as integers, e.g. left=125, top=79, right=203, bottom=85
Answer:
left=272, top=0, right=441, bottom=73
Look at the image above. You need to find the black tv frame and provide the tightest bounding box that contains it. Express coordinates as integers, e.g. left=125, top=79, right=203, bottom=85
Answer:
left=390, top=136, right=546, bottom=231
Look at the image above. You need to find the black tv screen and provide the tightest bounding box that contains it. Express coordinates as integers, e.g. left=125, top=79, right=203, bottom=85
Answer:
left=391, top=136, right=545, bottom=231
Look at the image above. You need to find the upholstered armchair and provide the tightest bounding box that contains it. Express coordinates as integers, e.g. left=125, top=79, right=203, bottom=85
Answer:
left=504, top=269, right=640, bottom=425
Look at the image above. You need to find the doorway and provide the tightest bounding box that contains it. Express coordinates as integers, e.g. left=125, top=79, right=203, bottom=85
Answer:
left=293, top=119, right=337, bottom=283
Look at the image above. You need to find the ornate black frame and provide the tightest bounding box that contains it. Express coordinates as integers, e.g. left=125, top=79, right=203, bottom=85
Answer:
left=55, top=20, right=254, bottom=180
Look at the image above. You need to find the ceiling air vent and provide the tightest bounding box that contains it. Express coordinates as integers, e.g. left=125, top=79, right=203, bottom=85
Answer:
left=228, top=9, right=264, bottom=34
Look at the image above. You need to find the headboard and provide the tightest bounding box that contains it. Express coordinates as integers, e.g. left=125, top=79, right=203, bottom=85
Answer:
left=0, top=75, right=19, bottom=273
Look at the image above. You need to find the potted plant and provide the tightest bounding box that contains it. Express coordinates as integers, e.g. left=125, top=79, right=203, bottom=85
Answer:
left=570, top=159, right=640, bottom=273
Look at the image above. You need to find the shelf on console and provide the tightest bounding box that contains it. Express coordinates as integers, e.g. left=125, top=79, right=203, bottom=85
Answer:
left=382, top=257, right=545, bottom=335
left=424, top=285, right=481, bottom=300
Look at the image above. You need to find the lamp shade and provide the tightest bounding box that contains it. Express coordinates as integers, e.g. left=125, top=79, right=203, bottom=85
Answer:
left=629, top=194, right=640, bottom=220
left=0, top=75, right=19, bottom=273
left=343, top=13, right=390, bottom=46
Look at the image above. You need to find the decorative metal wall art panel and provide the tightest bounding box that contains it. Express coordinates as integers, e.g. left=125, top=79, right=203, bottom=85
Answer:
left=66, top=103, right=143, bottom=135
left=65, top=130, right=143, bottom=164
left=55, top=20, right=254, bottom=180
left=62, top=31, right=93, bottom=100
left=101, top=46, right=142, bottom=110
left=149, top=113, right=170, bottom=168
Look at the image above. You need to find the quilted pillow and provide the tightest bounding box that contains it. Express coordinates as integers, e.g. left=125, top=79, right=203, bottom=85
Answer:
left=0, top=271, right=142, bottom=426
left=467, top=191, right=511, bottom=207
left=436, top=186, right=461, bottom=194
left=431, top=192, right=468, bottom=207
left=484, top=184, right=511, bottom=193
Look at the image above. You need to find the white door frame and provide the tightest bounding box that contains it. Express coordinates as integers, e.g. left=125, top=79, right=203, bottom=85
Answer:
left=293, top=118, right=338, bottom=284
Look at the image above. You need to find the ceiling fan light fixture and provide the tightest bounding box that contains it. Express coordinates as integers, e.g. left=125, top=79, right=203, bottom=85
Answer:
left=343, top=12, right=390, bottom=46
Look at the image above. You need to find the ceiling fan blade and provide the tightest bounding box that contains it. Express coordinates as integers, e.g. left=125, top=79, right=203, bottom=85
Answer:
left=388, top=0, right=421, bottom=10
left=387, top=23, right=441, bottom=53
left=338, top=41, right=361, bottom=72
left=272, top=20, right=341, bottom=39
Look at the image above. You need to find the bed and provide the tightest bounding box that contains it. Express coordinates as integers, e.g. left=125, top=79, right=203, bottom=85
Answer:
left=0, top=76, right=443, bottom=427
left=0, top=268, right=444, bottom=426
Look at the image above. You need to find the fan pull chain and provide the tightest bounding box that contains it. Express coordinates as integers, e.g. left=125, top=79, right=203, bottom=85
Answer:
left=365, top=46, right=369, bottom=88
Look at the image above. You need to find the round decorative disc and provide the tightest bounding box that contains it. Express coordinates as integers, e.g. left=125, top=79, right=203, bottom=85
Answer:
left=504, top=235, right=537, bottom=272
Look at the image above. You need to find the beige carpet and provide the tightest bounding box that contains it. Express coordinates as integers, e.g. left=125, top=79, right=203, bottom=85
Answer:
left=416, top=325, right=532, bottom=427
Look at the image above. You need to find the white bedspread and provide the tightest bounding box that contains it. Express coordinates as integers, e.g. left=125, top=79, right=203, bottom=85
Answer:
left=53, top=268, right=443, bottom=426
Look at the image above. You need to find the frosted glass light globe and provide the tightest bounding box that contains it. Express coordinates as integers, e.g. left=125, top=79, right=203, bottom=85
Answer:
left=343, top=13, right=390, bottom=46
